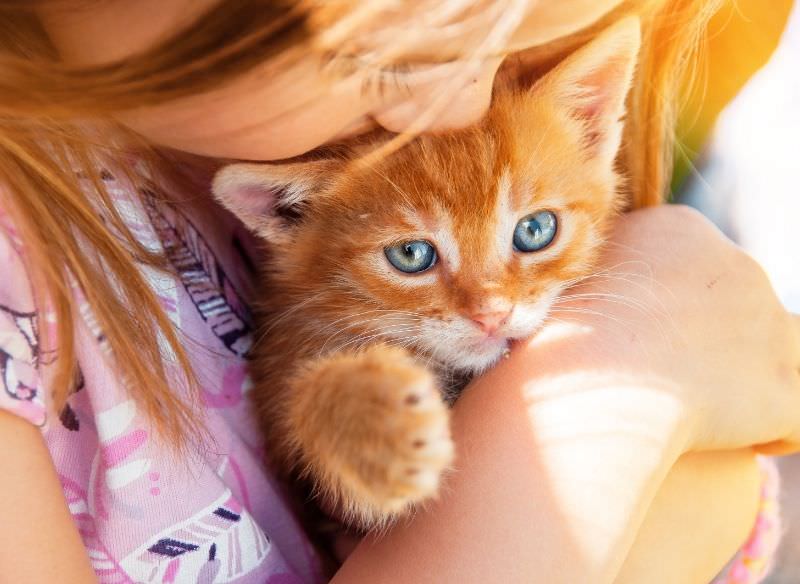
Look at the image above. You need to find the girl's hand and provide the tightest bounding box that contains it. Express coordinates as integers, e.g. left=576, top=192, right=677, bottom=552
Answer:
left=335, top=208, right=789, bottom=583
left=545, top=205, right=800, bottom=454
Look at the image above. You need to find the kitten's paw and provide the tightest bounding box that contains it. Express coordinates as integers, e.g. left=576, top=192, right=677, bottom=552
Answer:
left=288, top=345, right=454, bottom=527
left=353, top=358, right=454, bottom=512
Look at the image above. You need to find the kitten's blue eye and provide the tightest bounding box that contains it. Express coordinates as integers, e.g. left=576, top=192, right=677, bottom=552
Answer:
left=513, top=211, right=557, bottom=252
left=384, top=241, right=437, bottom=274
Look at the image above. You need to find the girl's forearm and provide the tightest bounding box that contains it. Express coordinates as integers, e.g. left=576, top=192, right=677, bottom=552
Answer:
left=333, top=337, right=695, bottom=583
left=456, top=344, right=694, bottom=582
left=616, top=450, right=761, bottom=583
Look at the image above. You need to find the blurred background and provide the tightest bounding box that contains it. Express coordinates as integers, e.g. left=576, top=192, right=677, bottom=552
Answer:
left=674, top=1, right=799, bottom=580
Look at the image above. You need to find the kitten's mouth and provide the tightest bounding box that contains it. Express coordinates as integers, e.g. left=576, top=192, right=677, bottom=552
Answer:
left=465, top=322, right=543, bottom=360
left=467, top=333, right=509, bottom=355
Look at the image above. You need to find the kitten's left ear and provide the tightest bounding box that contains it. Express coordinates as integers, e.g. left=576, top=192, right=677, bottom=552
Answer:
left=533, top=17, right=641, bottom=162
left=212, top=159, right=339, bottom=242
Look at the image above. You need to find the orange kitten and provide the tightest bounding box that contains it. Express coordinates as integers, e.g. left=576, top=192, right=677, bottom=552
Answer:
left=213, top=18, right=640, bottom=530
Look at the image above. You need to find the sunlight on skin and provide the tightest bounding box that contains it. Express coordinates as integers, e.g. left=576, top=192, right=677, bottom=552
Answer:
left=392, top=327, right=698, bottom=583
left=519, top=367, right=687, bottom=573
left=523, top=319, right=593, bottom=345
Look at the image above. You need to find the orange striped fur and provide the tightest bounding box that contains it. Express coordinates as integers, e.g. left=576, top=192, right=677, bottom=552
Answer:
left=213, top=18, right=640, bottom=530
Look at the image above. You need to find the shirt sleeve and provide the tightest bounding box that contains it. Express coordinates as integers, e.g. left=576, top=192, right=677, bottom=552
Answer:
left=0, top=216, right=47, bottom=427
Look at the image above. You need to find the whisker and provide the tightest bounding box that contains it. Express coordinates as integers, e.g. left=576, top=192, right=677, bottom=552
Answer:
left=324, top=326, right=421, bottom=356
left=318, top=316, right=421, bottom=354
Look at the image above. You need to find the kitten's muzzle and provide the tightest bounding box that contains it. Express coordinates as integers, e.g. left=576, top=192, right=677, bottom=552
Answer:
left=469, top=307, right=512, bottom=336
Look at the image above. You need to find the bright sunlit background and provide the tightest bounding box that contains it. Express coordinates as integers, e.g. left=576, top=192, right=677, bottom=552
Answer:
left=676, top=2, right=800, bottom=580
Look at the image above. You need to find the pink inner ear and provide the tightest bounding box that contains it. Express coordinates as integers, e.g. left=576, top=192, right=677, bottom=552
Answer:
left=576, top=82, right=607, bottom=149
left=568, top=58, right=631, bottom=154
left=574, top=60, right=626, bottom=123
left=577, top=84, right=605, bottom=121
left=227, top=184, right=278, bottom=221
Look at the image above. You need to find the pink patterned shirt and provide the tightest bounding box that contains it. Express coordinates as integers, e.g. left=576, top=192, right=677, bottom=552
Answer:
left=0, top=170, right=324, bottom=583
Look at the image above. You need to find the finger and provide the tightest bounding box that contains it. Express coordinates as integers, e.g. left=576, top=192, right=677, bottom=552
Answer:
left=793, top=313, right=800, bottom=331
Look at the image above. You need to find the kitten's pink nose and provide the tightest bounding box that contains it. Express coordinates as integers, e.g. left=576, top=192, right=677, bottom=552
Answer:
left=470, top=309, right=511, bottom=335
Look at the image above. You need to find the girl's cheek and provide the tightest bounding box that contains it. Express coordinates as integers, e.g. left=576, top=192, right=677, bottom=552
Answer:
left=119, top=103, right=371, bottom=161
left=116, top=66, right=383, bottom=160
left=116, top=52, right=502, bottom=160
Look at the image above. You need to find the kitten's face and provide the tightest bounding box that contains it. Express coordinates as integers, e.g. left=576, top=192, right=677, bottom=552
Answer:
left=214, top=19, right=640, bottom=373
left=287, top=98, right=620, bottom=372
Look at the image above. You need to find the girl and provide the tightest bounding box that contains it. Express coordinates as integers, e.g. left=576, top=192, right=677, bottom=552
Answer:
left=1, top=1, right=798, bottom=582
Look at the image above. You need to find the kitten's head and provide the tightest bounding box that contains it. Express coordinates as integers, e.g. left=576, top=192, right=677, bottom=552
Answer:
left=214, top=19, right=640, bottom=373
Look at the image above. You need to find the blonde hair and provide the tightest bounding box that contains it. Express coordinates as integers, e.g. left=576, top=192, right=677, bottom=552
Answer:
left=0, top=0, right=721, bottom=444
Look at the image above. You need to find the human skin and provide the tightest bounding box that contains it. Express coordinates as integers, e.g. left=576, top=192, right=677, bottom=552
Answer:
left=6, top=0, right=797, bottom=582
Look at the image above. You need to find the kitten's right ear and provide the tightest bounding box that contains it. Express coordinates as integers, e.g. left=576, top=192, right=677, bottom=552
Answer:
left=212, top=159, right=338, bottom=241
left=531, top=16, right=641, bottom=164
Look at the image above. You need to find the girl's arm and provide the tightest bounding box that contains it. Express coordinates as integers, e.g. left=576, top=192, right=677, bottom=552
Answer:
left=617, top=450, right=762, bottom=583
left=332, top=206, right=800, bottom=583
left=332, top=361, right=761, bottom=584
left=0, top=410, right=96, bottom=584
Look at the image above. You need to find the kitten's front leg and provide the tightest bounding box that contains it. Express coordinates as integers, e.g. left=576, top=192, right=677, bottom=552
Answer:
left=287, top=344, right=454, bottom=530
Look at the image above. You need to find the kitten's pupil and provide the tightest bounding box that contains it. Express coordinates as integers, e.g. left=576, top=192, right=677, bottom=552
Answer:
left=384, top=240, right=437, bottom=273
left=403, top=243, right=420, bottom=260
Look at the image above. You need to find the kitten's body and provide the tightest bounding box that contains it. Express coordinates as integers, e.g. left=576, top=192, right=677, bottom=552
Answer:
left=214, top=19, right=641, bottom=529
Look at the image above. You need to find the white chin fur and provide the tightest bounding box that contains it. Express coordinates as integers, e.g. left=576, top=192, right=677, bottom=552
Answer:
left=445, top=338, right=509, bottom=374
left=415, top=293, right=561, bottom=374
